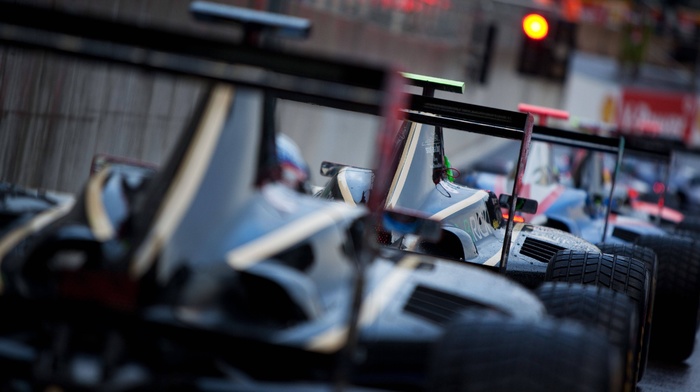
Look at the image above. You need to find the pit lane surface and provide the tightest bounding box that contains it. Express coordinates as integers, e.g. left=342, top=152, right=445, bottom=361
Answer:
left=637, top=330, right=700, bottom=391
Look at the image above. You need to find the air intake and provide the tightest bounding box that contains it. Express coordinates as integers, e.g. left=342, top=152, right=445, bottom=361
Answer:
left=520, top=236, right=565, bottom=263
left=404, top=285, right=487, bottom=325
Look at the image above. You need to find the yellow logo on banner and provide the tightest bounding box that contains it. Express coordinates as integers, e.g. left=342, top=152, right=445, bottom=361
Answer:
left=601, top=95, right=616, bottom=123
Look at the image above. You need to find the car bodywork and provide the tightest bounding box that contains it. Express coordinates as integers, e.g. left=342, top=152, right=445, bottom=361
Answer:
left=0, top=3, right=625, bottom=392
left=317, top=76, right=605, bottom=288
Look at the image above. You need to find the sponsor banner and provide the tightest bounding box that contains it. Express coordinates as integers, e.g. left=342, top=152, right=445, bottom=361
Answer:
left=564, top=68, right=700, bottom=147
left=616, top=88, right=696, bottom=143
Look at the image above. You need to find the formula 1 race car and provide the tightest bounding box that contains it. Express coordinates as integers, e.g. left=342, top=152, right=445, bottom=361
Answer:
left=467, top=107, right=700, bottom=363
left=314, top=73, right=652, bottom=390
left=0, top=3, right=628, bottom=392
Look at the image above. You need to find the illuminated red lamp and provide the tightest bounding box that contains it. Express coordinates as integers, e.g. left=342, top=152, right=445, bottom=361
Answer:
left=502, top=213, right=525, bottom=223
left=522, top=13, right=549, bottom=40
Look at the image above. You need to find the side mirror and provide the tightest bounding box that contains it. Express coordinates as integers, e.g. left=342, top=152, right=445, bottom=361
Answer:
left=382, top=209, right=442, bottom=243
left=498, top=194, right=538, bottom=214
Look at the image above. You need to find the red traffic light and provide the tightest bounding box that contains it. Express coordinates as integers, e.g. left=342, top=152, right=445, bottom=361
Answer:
left=522, top=13, right=549, bottom=40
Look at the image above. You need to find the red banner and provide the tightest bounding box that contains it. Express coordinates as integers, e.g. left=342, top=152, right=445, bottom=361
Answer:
left=616, top=88, right=696, bottom=143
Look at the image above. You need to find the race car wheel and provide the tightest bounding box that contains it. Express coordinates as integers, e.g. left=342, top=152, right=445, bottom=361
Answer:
left=596, top=242, right=657, bottom=382
left=427, top=309, right=623, bottom=392
left=535, top=282, right=639, bottom=392
left=634, top=234, right=700, bottom=362
left=545, top=250, right=650, bottom=378
left=545, top=250, right=650, bottom=327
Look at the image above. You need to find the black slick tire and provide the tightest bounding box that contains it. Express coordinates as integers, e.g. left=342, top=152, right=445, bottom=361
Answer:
left=428, top=309, right=623, bottom=392
left=634, top=234, right=700, bottom=362
left=535, top=281, right=639, bottom=392
left=596, top=242, right=657, bottom=381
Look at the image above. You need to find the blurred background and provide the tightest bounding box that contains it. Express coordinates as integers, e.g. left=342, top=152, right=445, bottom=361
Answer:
left=2, top=0, right=700, bottom=192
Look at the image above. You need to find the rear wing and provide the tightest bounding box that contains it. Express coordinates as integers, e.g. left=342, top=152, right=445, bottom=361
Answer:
left=617, top=133, right=682, bottom=161
left=613, top=133, right=687, bottom=224
left=407, top=95, right=532, bottom=139
left=532, top=125, right=623, bottom=154
left=404, top=91, right=534, bottom=273
left=402, top=73, right=532, bottom=138
left=190, top=0, right=311, bottom=40
left=517, top=103, right=680, bottom=227
left=529, top=125, right=625, bottom=242
left=529, top=124, right=683, bottom=232
left=0, top=2, right=397, bottom=118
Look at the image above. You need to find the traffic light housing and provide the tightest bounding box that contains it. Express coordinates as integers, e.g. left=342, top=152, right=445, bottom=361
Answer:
left=467, top=21, right=498, bottom=85
left=517, top=13, right=576, bottom=82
